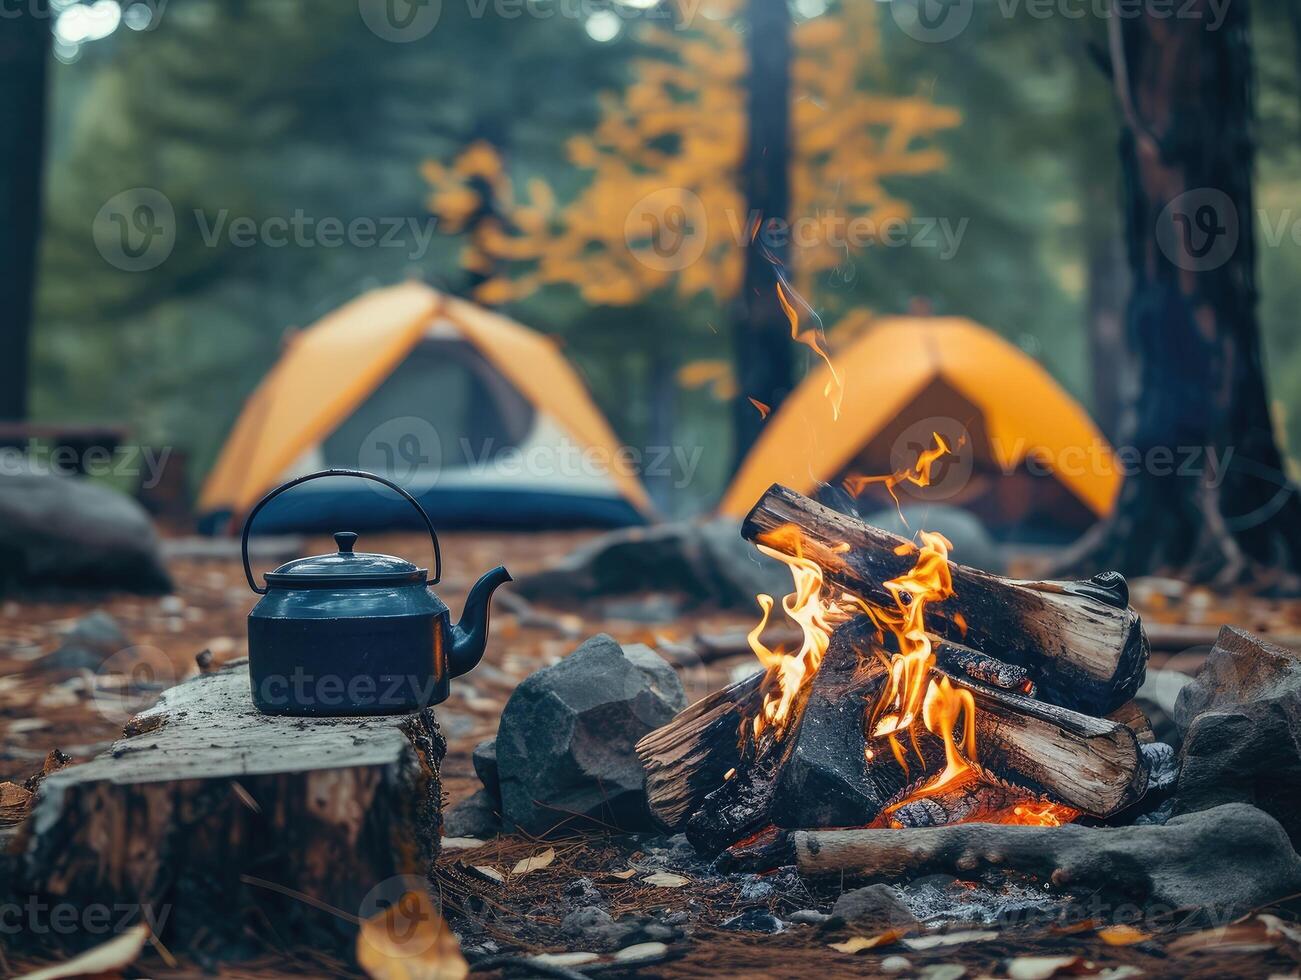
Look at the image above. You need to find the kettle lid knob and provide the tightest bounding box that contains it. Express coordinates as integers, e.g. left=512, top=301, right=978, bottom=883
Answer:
left=334, top=531, right=359, bottom=554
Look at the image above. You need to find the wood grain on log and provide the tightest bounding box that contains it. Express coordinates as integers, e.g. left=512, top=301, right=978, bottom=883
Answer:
left=743, top=485, right=1149, bottom=714
left=19, top=661, right=445, bottom=952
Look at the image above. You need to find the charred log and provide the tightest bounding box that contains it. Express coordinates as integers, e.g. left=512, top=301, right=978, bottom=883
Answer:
left=743, top=485, right=1148, bottom=714
left=640, top=614, right=1146, bottom=853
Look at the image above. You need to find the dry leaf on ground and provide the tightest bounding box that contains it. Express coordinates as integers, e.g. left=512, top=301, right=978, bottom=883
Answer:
left=1006, top=955, right=1091, bottom=979
left=357, top=889, right=469, bottom=980
left=903, top=930, right=998, bottom=950
left=1167, top=914, right=1301, bottom=955
left=473, top=866, right=505, bottom=882
left=511, top=847, right=556, bottom=876
left=828, top=928, right=907, bottom=953
left=641, top=871, right=690, bottom=888
left=1096, top=924, right=1151, bottom=946
left=17, top=923, right=150, bottom=980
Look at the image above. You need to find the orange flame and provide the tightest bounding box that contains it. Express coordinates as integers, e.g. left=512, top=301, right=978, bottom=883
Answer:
left=744, top=436, right=1067, bottom=826
left=747, top=525, right=854, bottom=738
left=843, top=431, right=954, bottom=524
left=775, top=279, right=844, bottom=420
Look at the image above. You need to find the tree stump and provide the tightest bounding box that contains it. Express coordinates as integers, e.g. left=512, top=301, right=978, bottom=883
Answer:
left=17, top=660, right=445, bottom=956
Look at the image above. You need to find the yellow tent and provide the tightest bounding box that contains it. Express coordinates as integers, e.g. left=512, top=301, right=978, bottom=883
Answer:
left=719, top=317, right=1119, bottom=534
left=199, top=282, right=653, bottom=532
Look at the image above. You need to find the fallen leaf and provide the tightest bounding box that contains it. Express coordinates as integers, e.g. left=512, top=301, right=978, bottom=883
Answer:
left=604, top=868, right=638, bottom=880
left=511, top=847, right=556, bottom=876
left=641, top=872, right=690, bottom=888
left=613, top=941, right=669, bottom=962
left=532, top=952, right=601, bottom=967
left=357, top=889, right=469, bottom=980
left=17, top=923, right=149, bottom=980
left=1006, top=955, right=1090, bottom=979
left=1258, top=913, right=1301, bottom=945
left=1097, top=924, right=1151, bottom=946
left=829, top=928, right=906, bottom=953
left=1163, top=912, right=1301, bottom=956
left=903, top=930, right=997, bottom=951
left=1097, top=968, right=1144, bottom=980
left=918, top=965, right=966, bottom=980
left=472, top=865, right=505, bottom=882
left=439, top=837, right=485, bottom=850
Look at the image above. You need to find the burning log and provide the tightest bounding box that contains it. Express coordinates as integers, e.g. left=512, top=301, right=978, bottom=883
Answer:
left=742, top=484, right=1148, bottom=715
left=639, top=617, right=1146, bottom=851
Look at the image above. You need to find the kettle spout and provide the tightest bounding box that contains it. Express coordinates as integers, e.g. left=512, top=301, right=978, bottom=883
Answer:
left=449, top=565, right=512, bottom=678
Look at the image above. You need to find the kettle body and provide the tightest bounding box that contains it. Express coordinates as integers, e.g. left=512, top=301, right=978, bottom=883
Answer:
left=241, top=470, right=509, bottom=717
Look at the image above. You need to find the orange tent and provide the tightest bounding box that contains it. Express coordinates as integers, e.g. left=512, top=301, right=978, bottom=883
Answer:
left=719, top=317, right=1120, bottom=535
left=199, top=282, right=653, bottom=531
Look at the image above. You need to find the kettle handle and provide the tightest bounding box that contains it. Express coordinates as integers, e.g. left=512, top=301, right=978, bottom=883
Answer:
left=241, top=468, right=442, bottom=595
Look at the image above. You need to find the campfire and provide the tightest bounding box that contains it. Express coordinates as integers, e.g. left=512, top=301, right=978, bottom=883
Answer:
left=638, top=439, right=1158, bottom=856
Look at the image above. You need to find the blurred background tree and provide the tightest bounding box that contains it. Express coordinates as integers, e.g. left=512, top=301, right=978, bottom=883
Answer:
left=26, top=0, right=1301, bottom=518
left=423, top=0, right=959, bottom=470
left=0, top=0, right=50, bottom=421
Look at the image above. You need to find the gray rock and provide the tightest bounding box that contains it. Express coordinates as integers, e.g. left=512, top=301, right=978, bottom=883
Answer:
left=1172, top=627, right=1301, bottom=843
left=0, top=472, right=171, bottom=594
left=862, top=505, right=1004, bottom=573
left=787, top=909, right=830, bottom=926
left=564, top=877, right=603, bottom=904
left=738, top=876, right=775, bottom=903
left=443, top=789, right=501, bottom=839
left=472, top=738, right=499, bottom=799
left=495, top=634, right=686, bottom=835
left=42, top=611, right=128, bottom=670
left=720, top=909, right=784, bottom=933
left=825, top=884, right=919, bottom=932
left=559, top=907, right=672, bottom=950
left=510, top=519, right=789, bottom=610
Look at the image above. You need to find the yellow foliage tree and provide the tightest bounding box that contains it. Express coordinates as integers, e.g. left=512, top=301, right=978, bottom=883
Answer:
left=424, top=0, right=958, bottom=309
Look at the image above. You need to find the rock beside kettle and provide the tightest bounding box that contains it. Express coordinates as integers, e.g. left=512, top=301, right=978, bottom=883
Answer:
left=0, top=472, right=172, bottom=594
left=493, top=634, right=686, bottom=835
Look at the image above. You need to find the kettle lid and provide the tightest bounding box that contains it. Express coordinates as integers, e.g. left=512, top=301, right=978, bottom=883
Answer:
left=263, top=531, right=428, bottom=589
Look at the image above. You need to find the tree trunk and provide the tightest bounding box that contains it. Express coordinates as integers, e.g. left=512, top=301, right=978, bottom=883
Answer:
left=1062, top=1, right=1301, bottom=585
left=730, top=0, right=793, bottom=470
left=0, top=0, right=49, bottom=421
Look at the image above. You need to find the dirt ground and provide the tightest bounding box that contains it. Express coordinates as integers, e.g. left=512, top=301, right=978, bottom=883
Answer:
left=3, top=529, right=1301, bottom=978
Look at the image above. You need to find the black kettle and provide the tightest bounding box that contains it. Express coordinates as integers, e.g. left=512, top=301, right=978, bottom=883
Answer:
left=242, top=469, right=511, bottom=716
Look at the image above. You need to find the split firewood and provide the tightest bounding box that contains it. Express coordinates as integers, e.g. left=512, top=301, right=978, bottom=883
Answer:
left=639, top=614, right=1145, bottom=850
left=637, top=670, right=765, bottom=831
left=19, top=660, right=445, bottom=952
left=743, top=485, right=1149, bottom=714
